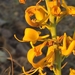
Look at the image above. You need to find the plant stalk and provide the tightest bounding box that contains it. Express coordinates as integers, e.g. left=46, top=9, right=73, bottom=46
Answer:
left=45, top=0, right=62, bottom=75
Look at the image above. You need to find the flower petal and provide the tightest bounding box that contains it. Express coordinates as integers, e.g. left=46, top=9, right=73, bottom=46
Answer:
left=62, top=40, right=75, bottom=56
left=23, top=28, right=39, bottom=42
left=34, top=41, right=47, bottom=56
left=69, top=68, right=75, bottom=75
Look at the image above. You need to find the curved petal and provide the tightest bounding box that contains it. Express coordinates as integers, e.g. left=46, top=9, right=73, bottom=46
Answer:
left=25, top=6, right=39, bottom=27
left=61, top=40, right=75, bottom=56
left=23, top=28, right=39, bottom=41
left=25, top=11, right=39, bottom=27
left=14, top=34, right=25, bottom=42
left=46, top=46, right=55, bottom=68
left=38, top=34, right=49, bottom=40
left=62, top=33, right=67, bottom=50
left=34, top=41, right=47, bottom=56
left=67, top=6, right=75, bottom=16
left=35, top=7, right=46, bottom=21
left=27, top=48, right=35, bottom=65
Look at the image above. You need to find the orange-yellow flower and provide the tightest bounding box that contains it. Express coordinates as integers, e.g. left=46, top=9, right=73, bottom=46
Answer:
left=60, top=33, right=75, bottom=56
left=69, top=68, right=75, bottom=75
left=19, top=0, right=26, bottom=4
left=51, top=5, right=61, bottom=16
left=67, top=6, right=75, bottom=16
left=14, top=28, right=49, bottom=44
left=25, top=5, right=49, bottom=27
left=27, top=45, right=54, bottom=68
left=48, top=0, right=62, bottom=16
left=62, top=0, right=75, bottom=16
left=27, top=42, right=47, bottom=68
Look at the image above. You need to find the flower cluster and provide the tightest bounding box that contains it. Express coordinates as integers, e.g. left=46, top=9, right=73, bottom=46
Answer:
left=15, top=0, right=75, bottom=75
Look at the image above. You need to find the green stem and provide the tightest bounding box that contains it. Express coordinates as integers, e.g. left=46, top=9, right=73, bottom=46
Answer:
left=45, top=0, right=62, bottom=75
left=50, top=25, right=61, bottom=75
left=54, top=49, right=61, bottom=75
left=50, top=25, right=57, bottom=39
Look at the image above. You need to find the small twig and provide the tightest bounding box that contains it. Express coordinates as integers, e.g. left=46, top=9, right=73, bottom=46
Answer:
left=7, top=57, right=22, bottom=68
left=1, top=47, right=14, bottom=75
left=61, top=62, right=68, bottom=69
left=36, top=0, right=44, bottom=5
left=4, top=67, right=11, bottom=75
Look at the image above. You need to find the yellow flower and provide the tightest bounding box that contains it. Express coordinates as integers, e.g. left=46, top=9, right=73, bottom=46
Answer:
left=69, top=68, right=75, bottom=75
left=25, top=5, right=49, bottom=27
left=14, top=28, right=49, bottom=44
left=48, top=0, right=75, bottom=16
left=48, top=0, right=62, bottom=16
left=27, top=41, right=54, bottom=69
left=60, top=33, right=75, bottom=56
left=19, top=0, right=26, bottom=4
left=51, top=5, right=61, bottom=16
left=27, top=42, right=47, bottom=68
left=67, top=6, right=75, bottom=16
left=62, top=0, right=75, bottom=16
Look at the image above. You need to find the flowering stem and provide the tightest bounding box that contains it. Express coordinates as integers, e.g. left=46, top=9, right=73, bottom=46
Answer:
left=45, top=0, right=62, bottom=75
left=50, top=24, right=61, bottom=75
left=54, top=49, right=61, bottom=75
left=50, top=25, right=61, bottom=75
left=50, top=25, right=57, bottom=39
